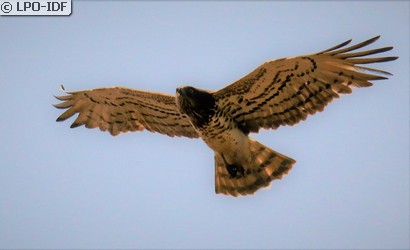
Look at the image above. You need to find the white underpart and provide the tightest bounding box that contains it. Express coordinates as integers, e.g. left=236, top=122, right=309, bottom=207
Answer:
left=201, top=125, right=252, bottom=168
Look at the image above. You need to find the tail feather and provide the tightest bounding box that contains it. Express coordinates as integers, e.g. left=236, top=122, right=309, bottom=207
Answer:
left=215, top=139, right=296, bottom=196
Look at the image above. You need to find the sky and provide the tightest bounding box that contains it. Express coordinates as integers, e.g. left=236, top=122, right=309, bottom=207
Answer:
left=0, top=1, right=409, bottom=249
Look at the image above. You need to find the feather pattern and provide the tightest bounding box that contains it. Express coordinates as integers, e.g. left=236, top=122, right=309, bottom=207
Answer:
left=213, top=36, right=398, bottom=133
left=54, top=86, right=199, bottom=137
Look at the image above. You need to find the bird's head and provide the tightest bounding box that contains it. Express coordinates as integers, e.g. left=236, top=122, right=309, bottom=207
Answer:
left=176, top=86, right=216, bottom=127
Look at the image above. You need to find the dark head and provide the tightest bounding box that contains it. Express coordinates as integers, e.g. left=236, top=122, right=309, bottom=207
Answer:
left=176, top=86, right=216, bottom=128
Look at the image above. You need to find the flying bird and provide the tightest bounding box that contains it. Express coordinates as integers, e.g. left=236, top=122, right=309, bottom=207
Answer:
left=54, top=36, right=397, bottom=197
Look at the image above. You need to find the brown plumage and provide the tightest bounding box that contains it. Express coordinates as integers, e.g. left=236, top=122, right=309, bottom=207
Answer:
left=54, top=36, right=397, bottom=196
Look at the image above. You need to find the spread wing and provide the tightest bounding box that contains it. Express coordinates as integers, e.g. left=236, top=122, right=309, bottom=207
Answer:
left=214, top=36, right=398, bottom=134
left=54, top=86, right=199, bottom=138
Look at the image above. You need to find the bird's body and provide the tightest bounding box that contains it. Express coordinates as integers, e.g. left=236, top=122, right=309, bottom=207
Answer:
left=54, top=36, right=397, bottom=196
left=200, top=115, right=253, bottom=176
left=175, top=87, right=243, bottom=160
left=175, top=86, right=295, bottom=195
left=201, top=125, right=250, bottom=166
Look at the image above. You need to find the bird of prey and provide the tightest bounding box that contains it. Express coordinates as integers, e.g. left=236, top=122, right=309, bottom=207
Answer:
left=54, top=36, right=397, bottom=197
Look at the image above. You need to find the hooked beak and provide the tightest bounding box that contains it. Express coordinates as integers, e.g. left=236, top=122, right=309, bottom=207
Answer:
left=176, top=87, right=187, bottom=96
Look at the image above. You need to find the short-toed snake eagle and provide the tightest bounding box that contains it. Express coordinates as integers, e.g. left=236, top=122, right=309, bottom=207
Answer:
left=55, top=36, right=397, bottom=196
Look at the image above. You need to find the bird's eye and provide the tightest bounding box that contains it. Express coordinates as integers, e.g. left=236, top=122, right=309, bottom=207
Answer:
left=189, top=88, right=194, bottom=94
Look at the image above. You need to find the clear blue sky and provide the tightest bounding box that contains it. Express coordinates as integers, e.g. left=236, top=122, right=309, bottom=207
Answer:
left=1, top=1, right=409, bottom=249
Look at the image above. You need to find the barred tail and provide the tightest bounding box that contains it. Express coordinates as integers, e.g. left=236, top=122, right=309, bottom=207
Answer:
left=215, top=139, right=296, bottom=197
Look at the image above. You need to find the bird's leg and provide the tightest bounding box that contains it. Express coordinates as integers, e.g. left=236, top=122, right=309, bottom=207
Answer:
left=221, top=154, right=245, bottom=178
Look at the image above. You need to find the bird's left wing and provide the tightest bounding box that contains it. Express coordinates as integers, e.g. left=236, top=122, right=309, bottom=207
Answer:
left=54, top=86, right=199, bottom=138
left=214, top=36, right=398, bottom=134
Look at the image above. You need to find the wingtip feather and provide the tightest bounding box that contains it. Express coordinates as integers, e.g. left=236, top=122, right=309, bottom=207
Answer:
left=56, top=116, right=66, bottom=122
left=70, top=122, right=82, bottom=128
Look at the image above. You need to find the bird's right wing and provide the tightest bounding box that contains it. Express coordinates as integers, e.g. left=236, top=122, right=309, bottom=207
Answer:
left=54, top=86, right=199, bottom=138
